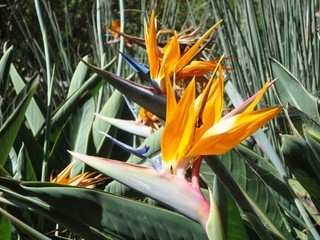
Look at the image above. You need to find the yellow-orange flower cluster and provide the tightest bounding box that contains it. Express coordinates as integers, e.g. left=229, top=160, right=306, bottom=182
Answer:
left=50, top=163, right=107, bottom=188
left=144, top=10, right=226, bottom=92
left=161, top=60, right=282, bottom=177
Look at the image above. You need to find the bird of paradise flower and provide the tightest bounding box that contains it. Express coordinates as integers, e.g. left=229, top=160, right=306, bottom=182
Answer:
left=70, top=56, right=282, bottom=239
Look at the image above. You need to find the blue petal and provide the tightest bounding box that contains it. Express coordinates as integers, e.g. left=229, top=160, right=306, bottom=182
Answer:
left=120, top=51, right=150, bottom=75
left=97, top=130, right=162, bottom=170
left=118, top=50, right=160, bottom=90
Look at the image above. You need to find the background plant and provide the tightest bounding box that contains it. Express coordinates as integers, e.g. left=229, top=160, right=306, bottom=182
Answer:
left=0, top=0, right=319, bottom=239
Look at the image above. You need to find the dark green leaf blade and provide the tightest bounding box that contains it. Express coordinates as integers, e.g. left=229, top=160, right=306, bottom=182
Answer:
left=81, top=60, right=167, bottom=119
left=281, top=134, right=320, bottom=210
left=0, top=178, right=207, bottom=240
left=10, top=64, right=45, bottom=136
left=0, top=45, right=13, bottom=99
left=0, top=76, right=39, bottom=165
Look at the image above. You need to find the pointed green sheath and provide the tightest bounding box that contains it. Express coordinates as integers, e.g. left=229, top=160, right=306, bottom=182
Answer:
left=81, top=60, right=167, bottom=119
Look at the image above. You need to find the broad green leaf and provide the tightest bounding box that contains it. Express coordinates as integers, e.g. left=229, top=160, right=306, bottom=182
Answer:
left=0, top=45, right=13, bottom=99
left=14, top=143, right=37, bottom=181
left=234, top=145, right=300, bottom=217
left=82, top=60, right=167, bottom=119
left=271, top=58, right=319, bottom=122
left=205, top=154, right=293, bottom=239
left=10, top=64, right=45, bottom=136
left=50, top=73, right=101, bottom=138
left=50, top=57, right=115, bottom=140
left=17, top=124, right=43, bottom=179
left=0, top=178, right=208, bottom=240
left=223, top=190, right=249, bottom=240
left=0, top=164, right=11, bottom=177
left=304, top=129, right=320, bottom=174
left=288, top=179, right=320, bottom=233
left=67, top=55, right=89, bottom=98
left=0, top=179, right=111, bottom=240
left=286, top=106, right=320, bottom=140
left=93, top=90, right=124, bottom=155
left=220, top=150, right=294, bottom=239
left=281, top=134, right=320, bottom=210
left=211, top=177, right=248, bottom=240
left=0, top=76, right=39, bottom=166
left=69, top=98, right=95, bottom=176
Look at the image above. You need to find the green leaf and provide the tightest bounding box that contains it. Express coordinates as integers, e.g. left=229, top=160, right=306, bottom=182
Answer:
left=221, top=150, right=294, bottom=239
left=0, top=178, right=208, bottom=240
left=205, top=154, right=293, bottom=239
left=67, top=55, right=89, bottom=98
left=234, top=145, right=300, bottom=218
left=10, top=64, right=45, bottom=136
left=0, top=164, right=11, bottom=177
left=304, top=129, right=320, bottom=174
left=202, top=168, right=249, bottom=240
left=50, top=58, right=115, bottom=140
left=286, top=106, right=320, bottom=140
left=288, top=179, right=320, bottom=234
left=0, top=76, right=39, bottom=166
left=271, top=58, right=320, bottom=122
left=14, top=143, right=37, bottom=181
left=69, top=97, right=95, bottom=176
left=17, top=124, right=43, bottom=179
left=92, top=90, right=124, bottom=155
left=0, top=179, right=109, bottom=240
left=281, top=134, right=320, bottom=210
left=0, top=45, right=13, bottom=99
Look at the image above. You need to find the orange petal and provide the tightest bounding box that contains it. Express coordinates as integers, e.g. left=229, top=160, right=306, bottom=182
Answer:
left=144, top=10, right=160, bottom=80
left=161, top=79, right=197, bottom=170
left=193, top=58, right=224, bottom=142
left=187, top=107, right=282, bottom=157
left=178, top=61, right=218, bottom=78
left=54, top=162, right=75, bottom=183
left=175, top=20, right=223, bottom=74
left=243, top=81, right=269, bottom=113
left=164, top=73, right=177, bottom=123
left=193, top=77, right=220, bottom=142
left=158, top=31, right=180, bottom=90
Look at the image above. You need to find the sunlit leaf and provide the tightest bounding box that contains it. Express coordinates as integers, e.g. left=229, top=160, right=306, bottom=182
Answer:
left=271, top=58, right=319, bottom=122
left=0, top=178, right=207, bottom=240
left=10, top=64, right=45, bottom=136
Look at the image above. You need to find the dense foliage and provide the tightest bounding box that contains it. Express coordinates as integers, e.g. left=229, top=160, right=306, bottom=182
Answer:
left=0, top=0, right=319, bottom=239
